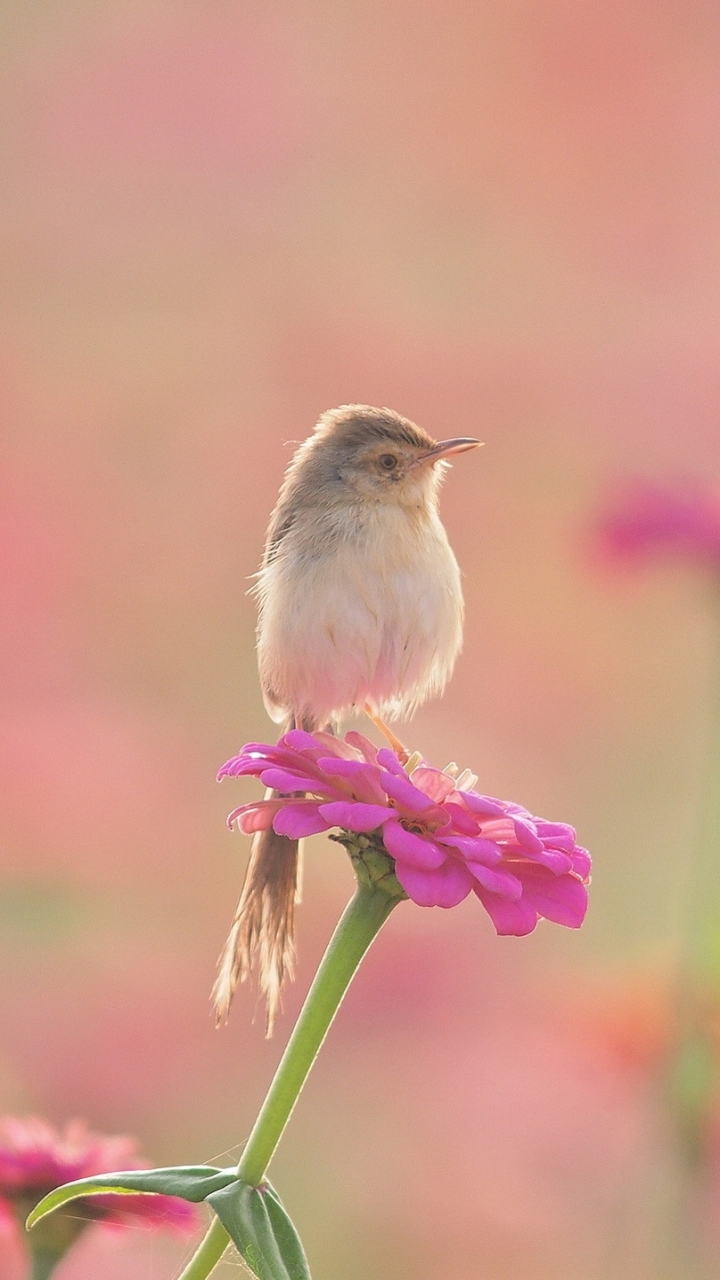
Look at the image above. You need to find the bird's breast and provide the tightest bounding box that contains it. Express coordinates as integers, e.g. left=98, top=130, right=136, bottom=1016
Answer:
left=256, top=503, right=464, bottom=725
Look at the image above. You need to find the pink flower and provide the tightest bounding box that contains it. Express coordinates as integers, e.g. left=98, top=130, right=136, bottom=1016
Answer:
left=219, top=731, right=590, bottom=934
left=593, top=478, right=720, bottom=568
left=0, top=1116, right=197, bottom=1231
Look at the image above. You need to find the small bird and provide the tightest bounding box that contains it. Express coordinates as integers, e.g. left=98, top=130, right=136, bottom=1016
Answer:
left=212, top=405, right=480, bottom=1029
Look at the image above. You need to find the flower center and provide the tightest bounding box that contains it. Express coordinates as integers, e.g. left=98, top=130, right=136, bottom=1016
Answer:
left=402, top=819, right=428, bottom=836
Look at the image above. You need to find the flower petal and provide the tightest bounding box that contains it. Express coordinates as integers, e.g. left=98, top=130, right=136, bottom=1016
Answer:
left=523, top=848, right=574, bottom=874
left=410, top=767, right=456, bottom=803
left=512, top=818, right=545, bottom=855
left=467, top=863, right=523, bottom=899
left=437, top=802, right=480, bottom=835
left=228, top=800, right=284, bottom=834
left=317, top=758, right=371, bottom=778
left=259, top=768, right=333, bottom=794
left=436, top=834, right=502, bottom=865
left=218, top=754, right=272, bottom=780
left=570, top=846, right=592, bottom=879
left=380, top=772, right=435, bottom=814
left=344, top=731, right=380, bottom=763
left=272, top=803, right=332, bottom=838
left=317, top=758, right=387, bottom=802
left=233, top=743, right=305, bottom=765
left=474, top=816, right=518, bottom=846
left=459, top=792, right=508, bottom=817
left=517, top=867, right=589, bottom=928
left=311, top=730, right=364, bottom=759
left=282, top=729, right=325, bottom=752
left=318, top=802, right=392, bottom=832
left=474, top=887, right=539, bottom=935
left=382, top=819, right=447, bottom=869
left=376, top=747, right=407, bottom=776
left=534, top=821, right=578, bottom=850
left=395, top=858, right=473, bottom=908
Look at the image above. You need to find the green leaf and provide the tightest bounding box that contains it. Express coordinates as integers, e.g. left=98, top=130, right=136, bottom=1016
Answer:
left=207, top=1180, right=311, bottom=1280
left=26, top=1166, right=238, bottom=1229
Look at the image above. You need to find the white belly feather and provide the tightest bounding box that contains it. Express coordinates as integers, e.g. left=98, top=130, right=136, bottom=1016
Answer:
left=255, top=503, right=464, bottom=726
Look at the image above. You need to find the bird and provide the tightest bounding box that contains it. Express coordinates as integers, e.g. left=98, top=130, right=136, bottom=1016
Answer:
left=212, top=404, right=480, bottom=1030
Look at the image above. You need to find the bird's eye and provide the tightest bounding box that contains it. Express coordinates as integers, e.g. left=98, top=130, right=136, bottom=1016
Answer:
left=378, top=453, right=398, bottom=472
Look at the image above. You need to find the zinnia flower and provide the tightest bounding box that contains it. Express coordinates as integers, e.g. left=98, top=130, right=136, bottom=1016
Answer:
left=593, top=478, right=720, bottom=569
left=0, top=1116, right=198, bottom=1279
left=219, top=730, right=590, bottom=933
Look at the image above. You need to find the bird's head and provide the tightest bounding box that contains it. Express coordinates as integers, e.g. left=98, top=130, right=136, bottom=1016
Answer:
left=303, top=405, right=481, bottom=510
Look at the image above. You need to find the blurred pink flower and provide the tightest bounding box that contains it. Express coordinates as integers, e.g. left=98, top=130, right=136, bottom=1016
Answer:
left=219, top=730, right=590, bottom=933
left=593, top=478, right=720, bottom=568
left=0, top=1116, right=197, bottom=1232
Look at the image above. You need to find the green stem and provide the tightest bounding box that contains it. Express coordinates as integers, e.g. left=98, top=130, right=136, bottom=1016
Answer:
left=176, top=1217, right=231, bottom=1280
left=660, top=589, right=720, bottom=1277
left=236, top=880, right=396, bottom=1182
left=22, top=1204, right=87, bottom=1280
left=30, top=1250, right=62, bottom=1280
left=685, top=623, right=720, bottom=979
left=177, top=879, right=399, bottom=1280
left=669, top=597, right=720, bottom=1149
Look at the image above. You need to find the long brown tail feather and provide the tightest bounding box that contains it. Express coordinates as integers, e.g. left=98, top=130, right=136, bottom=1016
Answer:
left=212, top=810, right=299, bottom=1035
left=213, top=713, right=322, bottom=1034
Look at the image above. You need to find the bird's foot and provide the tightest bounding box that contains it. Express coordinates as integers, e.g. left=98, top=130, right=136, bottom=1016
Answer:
left=363, top=703, right=410, bottom=764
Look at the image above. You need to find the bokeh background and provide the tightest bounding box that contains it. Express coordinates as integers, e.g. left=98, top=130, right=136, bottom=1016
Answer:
left=2, top=2, right=720, bottom=1277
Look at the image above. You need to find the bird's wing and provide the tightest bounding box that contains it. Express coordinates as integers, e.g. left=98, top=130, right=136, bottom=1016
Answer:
left=262, top=498, right=295, bottom=568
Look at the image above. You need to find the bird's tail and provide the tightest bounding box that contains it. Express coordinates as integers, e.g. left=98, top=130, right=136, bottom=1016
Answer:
left=212, top=806, right=300, bottom=1034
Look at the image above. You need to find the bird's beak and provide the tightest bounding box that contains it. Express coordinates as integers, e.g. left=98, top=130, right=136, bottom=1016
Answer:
left=416, top=438, right=483, bottom=466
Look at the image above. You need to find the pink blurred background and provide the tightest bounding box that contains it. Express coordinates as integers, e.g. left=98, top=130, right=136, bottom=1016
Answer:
left=2, top=2, right=720, bottom=1276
